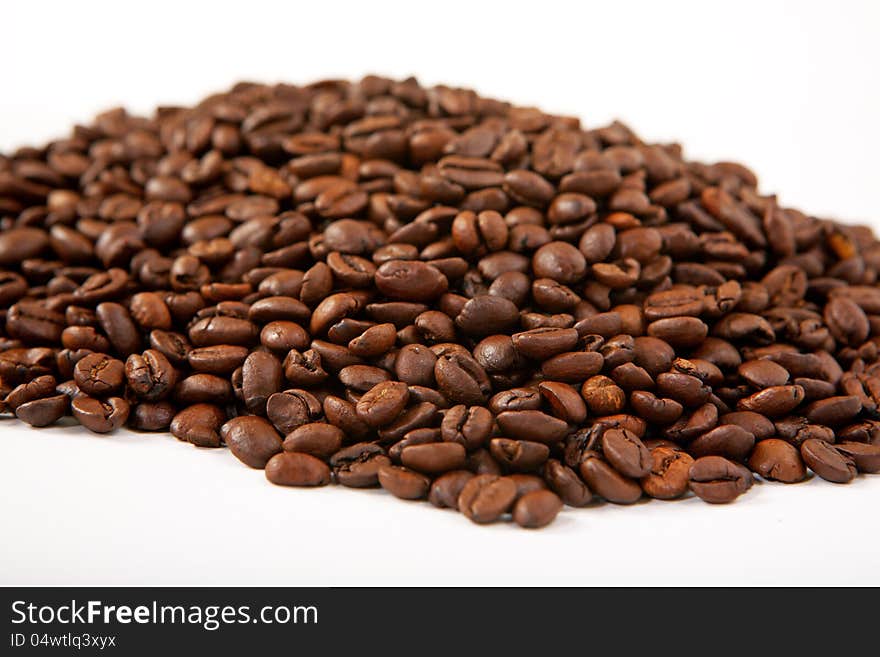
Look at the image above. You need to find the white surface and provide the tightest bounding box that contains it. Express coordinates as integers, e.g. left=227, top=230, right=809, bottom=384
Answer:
left=2, top=0, right=880, bottom=586
left=3, top=421, right=880, bottom=586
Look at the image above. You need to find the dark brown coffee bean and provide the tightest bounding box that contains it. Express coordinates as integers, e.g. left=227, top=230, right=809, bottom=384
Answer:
left=330, top=442, right=391, bottom=488
left=541, top=350, right=604, bottom=382
left=440, top=404, right=494, bottom=451
left=748, top=438, right=806, bottom=482
left=496, top=410, right=569, bottom=444
left=221, top=416, right=283, bottom=468
left=283, top=422, right=344, bottom=460
left=266, top=389, right=322, bottom=435
left=455, top=295, right=519, bottom=336
left=401, top=441, right=467, bottom=474
left=434, top=352, right=490, bottom=405
left=803, top=395, right=862, bottom=426
left=378, top=464, right=431, bottom=500
left=15, top=394, right=68, bottom=427
left=640, top=447, right=694, bottom=499
left=375, top=259, right=448, bottom=301
left=170, top=403, right=225, bottom=447
left=489, top=438, right=550, bottom=472
left=688, top=455, right=750, bottom=503
left=542, top=459, right=592, bottom=507
left=458, top=474, right=517, bottom=523
left=834, top=442, right=880, bottom=474
left=581, top=375, right=626, bottom=416
left=688, top=424, right=756, bottom=460
left=240, top=351, right=282, bottom=415
left=429, top=470, right=475, bottom=509
left=512, top=327, right=579, bottom=360
left=512, top=489, right=563, bottom=528
left=738, top=359, right=790, bottom=388
left=96, top=302, right=141, bottom=357
left=72, top=395, right=130, bottom=434
left=737, top=385, right=805, bottom=416
left=800, top=439, right=857, bottom=483
left=266, top=452, right=331, bottom=487
left=578, top=451, right=642, bottom=504
left=356, top=380, right=410, bottom=427
left=601, top=428, right=652, bottom=478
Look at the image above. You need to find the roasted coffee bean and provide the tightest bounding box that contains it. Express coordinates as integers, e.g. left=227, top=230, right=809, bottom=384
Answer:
left=688, top=424, right=756, bottom=460
left=15, top=394, right=68, bottom=427
left=440, top=404, right=494, bottom=450
left=581, top=376, right=626, bottom=416
left=378, top=464, right=431, bottom=500
left=578, top=451, right=642, bottom=504
left=640, top=447, right=694, bottom=499
left=221, top=416, right=283, bottom=468
left=187, top=345, right=249, bottom=374
left=241, top=351, right=283, bottom=415
left=130, top=401, right=176, bottom=431
left=267, top=389, right=322, bottom=435
left=401, top=441, right=467, bottom=474
left=429, top=470, right=475, bottom=509
left=834, top=442, right=880, bottom=474
left=170, top=403, right=226, bottom=447
left=458, top=474, right=517, bottom=523
left=434, top=352, right=490, bottom=405
left=512, top=327, right=579, bottom=360
left=601, top=428, right=652, bottom=478
left=737, top=385, right=805, bottom=416
left=356, top=380, right=409, bottom=427
left=748, top=439, right=806, bottom=483
left=688, top=456, right=751, bottom=503
left=125, top=349, right=176, bottom=400
left=512, top=489, right=563, bottom=528
left=800, top=439, right=857, bottom=483
left=489, top=438, right=550, bottom=472
left=71, top=395, right=130, bottom=434
left=496, top=410, right=569, bottom=444
left=283, top=422, right=344, bottom=460
left=265, top=452, right=331, bottom=487
left=331, top=443, right=391, bottom=488
left=542, top=459, right=592, bottom=507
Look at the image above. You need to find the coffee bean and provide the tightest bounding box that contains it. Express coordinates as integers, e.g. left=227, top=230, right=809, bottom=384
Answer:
left=601, top=428, right=652, bottom=478
left=748, top=439, right=806, bottom=482
left=356, top=380, right=409, bottom=427
left=538, top=380, right=587, bottom=424
left=738, top=359, right=790, bottom=388
left=578, top=451, right=642, bottom=504
left=170, top=403, right=226, bottom=447
left=241, top=351, right=283, bottom=415
left=267, top=389, right=322, bottom=435
left=283, top=422, right=344, bottom=460
left=221, top=416, right=283, bottom=468
left=737, top=385, right=805, bottom=416
left=834, top=442, right=880, bottom=474
left=512, top=489, right=563, bottom=528
left=512, top=327, right=579, bottom=360
left=378, top=464, right=431, bottom=500
left=265, top=452, right=331, bottom=487
left=496, top=410, right=569, bottom=444
left=688, top=456, right=750, bottom=503
left=800, top=439, right=857, bottom=483
left=542, top=459, right=593, bottom=507
left=440, top=405, right=494, bottom=450
left=401, top=442, right=466, bottom=474
left=458, top=474, right=517, bottom=523
left=71, top=395, right=130, bottom=434
left=429, top=470, right=475, bottom=509
left=15, top=394, right=68, bottom=427
left=489, top=438, right=550, bottom=472
left=125, top=350, right=176, bottom=400
left=331, top=443, right=391, bottom=488
left=434, top=352, right=490, bottom=405
left=688, top=424, right=756, bottom=460
left=581, top=376, right=626, bottom=416
left=640, top=447, right=694, bottom=499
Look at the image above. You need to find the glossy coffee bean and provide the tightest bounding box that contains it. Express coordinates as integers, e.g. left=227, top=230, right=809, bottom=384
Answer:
left=221, top=416, right=283, bottom=468
left=512, top=489, right=563, bottom=528
left=688, top=456, right=750, bottom=503
left=265, top=452, right=331, bottom=487
left=458, top=474, right=517, bottom=524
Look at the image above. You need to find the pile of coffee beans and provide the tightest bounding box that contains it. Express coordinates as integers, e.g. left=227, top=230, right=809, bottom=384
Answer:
left=2, top=76, right=879, bottom=529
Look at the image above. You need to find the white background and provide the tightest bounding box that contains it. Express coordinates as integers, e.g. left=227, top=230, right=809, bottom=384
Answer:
left=2, top=0, right=879, bottom=586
